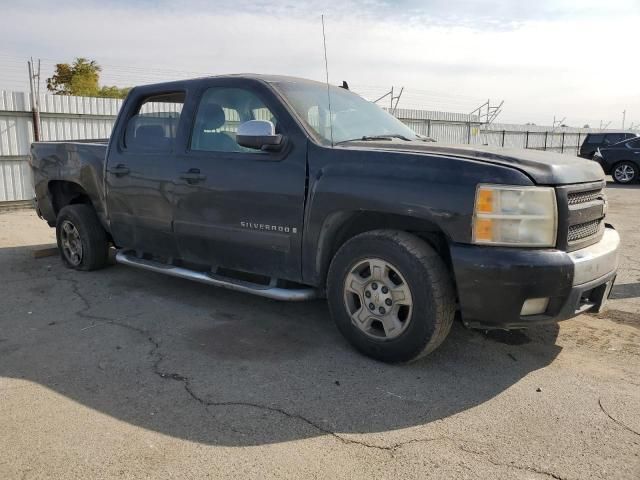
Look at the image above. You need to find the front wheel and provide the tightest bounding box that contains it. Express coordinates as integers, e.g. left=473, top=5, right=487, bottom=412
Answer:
left=327, top=230, right=456, bottom=363
left=612, top=161, right=638, bottom=184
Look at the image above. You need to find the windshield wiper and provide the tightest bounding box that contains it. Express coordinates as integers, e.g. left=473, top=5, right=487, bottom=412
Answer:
left=335, top=134, right=414, bottom=145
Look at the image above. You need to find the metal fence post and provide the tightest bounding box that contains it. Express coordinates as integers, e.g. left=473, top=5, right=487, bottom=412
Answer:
left=576, top=133, right=581, bottom=155
left=561, top=132, right=565, bottom=153
left=544, top=132, right=548, bottom=151
left=466, top=122, right=471, bottom=144
left=501, top=130, right=506, bottom=147
left=525, top=131, right=529, bottom=149
left=427, top=119, right=431, bottom=138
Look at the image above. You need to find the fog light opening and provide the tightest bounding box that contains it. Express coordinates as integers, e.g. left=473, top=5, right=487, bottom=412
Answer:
left=520, top=297, right=550, bottom=316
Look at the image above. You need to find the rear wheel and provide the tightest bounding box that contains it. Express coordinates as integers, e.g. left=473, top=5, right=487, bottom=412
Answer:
left=327, top=230, right=456, bottom=363
left=612, top=161, right=638, bottom=184
left=56, top=204, right=109, bottom=271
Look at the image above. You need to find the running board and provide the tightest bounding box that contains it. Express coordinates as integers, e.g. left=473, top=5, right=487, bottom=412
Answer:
left=115, top=250, right=317, bottom=301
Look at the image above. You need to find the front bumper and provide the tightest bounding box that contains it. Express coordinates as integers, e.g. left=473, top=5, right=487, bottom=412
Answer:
left=450, top=227, right=620, bottom=329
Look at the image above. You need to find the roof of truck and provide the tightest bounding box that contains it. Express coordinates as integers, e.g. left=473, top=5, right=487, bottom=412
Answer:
left=135, top=74, right=326, bottom=90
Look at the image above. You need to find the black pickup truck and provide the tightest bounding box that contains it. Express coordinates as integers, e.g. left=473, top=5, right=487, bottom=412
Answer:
left=30, top=75, right=620, bottom=362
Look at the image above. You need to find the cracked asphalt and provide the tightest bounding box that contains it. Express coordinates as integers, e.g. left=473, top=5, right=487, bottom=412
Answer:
left=1, top=182, right=639, bottom=479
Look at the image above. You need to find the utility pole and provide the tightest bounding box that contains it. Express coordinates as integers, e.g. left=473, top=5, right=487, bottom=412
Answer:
left=622, top=110, right=626, bottom=130
left=27, top=57, right=42, bottom=142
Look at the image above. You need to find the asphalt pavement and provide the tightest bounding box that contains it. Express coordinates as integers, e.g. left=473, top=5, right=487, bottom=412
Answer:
left=0, top=181, right=638, bottom=479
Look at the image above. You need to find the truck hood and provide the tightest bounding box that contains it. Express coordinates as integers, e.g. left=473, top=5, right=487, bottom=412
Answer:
left=339, top=140, right=604, bottom=185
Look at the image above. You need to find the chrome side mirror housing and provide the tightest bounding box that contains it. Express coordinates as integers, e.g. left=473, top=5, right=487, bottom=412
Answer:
left=236, top=120, right=283, bottom=150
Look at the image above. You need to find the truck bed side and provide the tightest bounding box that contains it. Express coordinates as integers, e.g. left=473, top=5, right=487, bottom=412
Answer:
left=30, top=141, right=109, bottom=228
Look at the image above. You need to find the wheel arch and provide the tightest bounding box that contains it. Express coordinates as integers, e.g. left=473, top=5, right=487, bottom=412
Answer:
left=48, top=180, right=94, bottom=215
left=312, top=210, right=453, bottom=288
left=48, top=180, right=112, bottom=241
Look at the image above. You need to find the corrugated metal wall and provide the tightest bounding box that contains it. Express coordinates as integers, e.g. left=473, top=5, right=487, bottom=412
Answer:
left=391, top=109, right=614, bottom=154
left=0, top=89, right=630, bottom=203
left=0, top=91, right=118, bottom=202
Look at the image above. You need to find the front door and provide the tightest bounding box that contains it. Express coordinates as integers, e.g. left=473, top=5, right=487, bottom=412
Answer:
left=172, top=84, right=307, bottom=282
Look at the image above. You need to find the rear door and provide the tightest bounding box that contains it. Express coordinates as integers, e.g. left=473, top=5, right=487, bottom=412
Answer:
left=172, top=80, right=308, bottom=282
left=105, top=91, right=185, bottom=258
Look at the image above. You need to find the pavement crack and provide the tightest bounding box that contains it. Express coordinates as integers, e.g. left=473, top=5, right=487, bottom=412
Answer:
left=598, top=397, right=640, bottom=437
left=457, top=444, right=567, bottom=479
left=152, top=362, right=393, bottom=450
left=58, top=273, right=148, bottom=336
left=152, top=350, right=453, bottom=452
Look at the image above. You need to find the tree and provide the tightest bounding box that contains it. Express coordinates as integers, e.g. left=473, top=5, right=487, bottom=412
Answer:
left=46, top=58, right=129, bottom=99
left=98, top=85, right=131, bottom=99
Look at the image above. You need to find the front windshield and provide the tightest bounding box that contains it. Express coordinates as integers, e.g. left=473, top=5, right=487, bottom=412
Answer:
left=272, top=80, right=418, bottom=144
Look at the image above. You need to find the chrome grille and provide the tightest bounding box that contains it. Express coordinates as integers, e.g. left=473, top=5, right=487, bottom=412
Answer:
left=568, top=219, right=602, bottom=242
left=558, top=182, right=607, bottom=251
left=567, top=189, right=603, bottom=205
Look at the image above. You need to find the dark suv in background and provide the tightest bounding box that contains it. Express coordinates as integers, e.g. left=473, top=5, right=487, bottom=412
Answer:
left=593, top=136, right=640, bottom=184
left=579, top=132, right=637, bottom=159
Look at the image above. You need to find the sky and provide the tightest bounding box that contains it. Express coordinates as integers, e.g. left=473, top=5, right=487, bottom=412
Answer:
left=0, top=0, right=638, bottom=127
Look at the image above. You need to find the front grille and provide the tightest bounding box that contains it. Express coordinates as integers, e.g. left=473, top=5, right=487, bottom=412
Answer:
left=568, top=219, right=602, bottom=242
left=556, top=182, right=607, bottom=251
left=567, top=189, right=602, bottom=205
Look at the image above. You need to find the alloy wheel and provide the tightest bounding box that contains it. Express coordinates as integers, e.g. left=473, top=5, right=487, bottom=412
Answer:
left=343, top=258, right=413, bottom=340
left=614, top=164, right=636, bottom=183
left=60, top=220, right=83, bottom=266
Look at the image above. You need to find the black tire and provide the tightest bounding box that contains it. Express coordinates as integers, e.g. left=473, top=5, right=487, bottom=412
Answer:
left=612, top=161, right=639, bottom=184
left=55, top=204, right=109, bottom=271
left=327, top=230, right=456, bottom=363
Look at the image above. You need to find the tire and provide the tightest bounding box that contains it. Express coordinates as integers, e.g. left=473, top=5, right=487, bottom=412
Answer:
left=327, top=230, right=456, bottom=363
left=55, top=204, right=109, bottom=271
left=612, top=161, right=639, bottom=184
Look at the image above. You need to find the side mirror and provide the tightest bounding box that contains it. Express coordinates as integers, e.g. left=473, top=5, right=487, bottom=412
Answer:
left=236, top=120, right=283, bottom=150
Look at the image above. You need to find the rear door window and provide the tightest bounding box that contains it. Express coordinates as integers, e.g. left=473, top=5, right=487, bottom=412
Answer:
left=124, top=92, right=185, bottom=152
left=586, top=134, right=604, bottom=144
left=627, top=138, right=640, bottom=149
left=604, top=133, right=625, bottom=145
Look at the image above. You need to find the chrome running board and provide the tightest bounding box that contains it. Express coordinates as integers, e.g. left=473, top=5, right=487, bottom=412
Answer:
left=115, top=250, right=317, bottom=301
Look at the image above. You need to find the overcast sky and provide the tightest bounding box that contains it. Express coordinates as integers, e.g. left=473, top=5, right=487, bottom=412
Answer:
left=0, top=0, right=638, bottom=127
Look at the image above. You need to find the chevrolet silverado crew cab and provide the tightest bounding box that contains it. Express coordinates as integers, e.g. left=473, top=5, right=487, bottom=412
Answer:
left=30, top=75, right=620, bottom=363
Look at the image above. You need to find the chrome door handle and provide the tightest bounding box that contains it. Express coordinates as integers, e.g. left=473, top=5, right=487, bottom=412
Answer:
left=180, top=169, right=206, bottom=183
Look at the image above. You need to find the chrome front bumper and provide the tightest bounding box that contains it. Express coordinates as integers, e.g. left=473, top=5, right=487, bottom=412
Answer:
left=569, top=228, right=620, bottom=286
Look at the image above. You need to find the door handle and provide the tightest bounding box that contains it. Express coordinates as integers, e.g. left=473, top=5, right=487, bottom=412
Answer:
left=108, top=164, right=130, bottom=176
left=180, top=168, right=206, bottom=183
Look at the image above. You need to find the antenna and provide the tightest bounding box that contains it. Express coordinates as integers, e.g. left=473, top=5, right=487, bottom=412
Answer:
left=321, top=14, right=334, bottom=147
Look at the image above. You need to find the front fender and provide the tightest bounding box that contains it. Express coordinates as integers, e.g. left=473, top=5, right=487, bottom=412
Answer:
left=301, top=144, right=534, bottom=286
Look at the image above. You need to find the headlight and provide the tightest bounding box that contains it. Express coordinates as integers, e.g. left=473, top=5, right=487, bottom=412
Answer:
left=473, top=184, right=557, bottom=247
